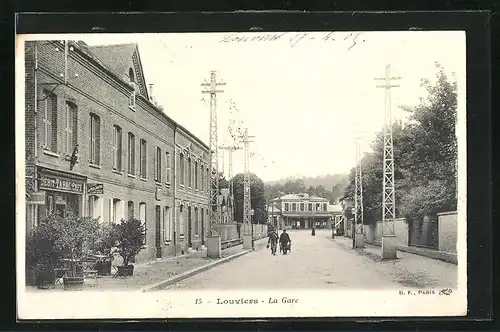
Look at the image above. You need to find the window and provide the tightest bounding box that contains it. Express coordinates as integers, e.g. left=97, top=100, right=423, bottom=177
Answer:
left=89, top=113, right=101, bottom=164
left=165, top=152, right=171, bottom=184
left=194, top=161, right=198, bottom=189
left=129, top=68, right=135, bottom=83
left=128, top=133, right=136, bottom=175
left=316, top=203, right=320, bottom=211
left=65, top=102, right=78, bottom=155
left=292, top=203, right=296, bottom=211
left=140, top=139, right=147, bottom=178
left=300, top=203, right=304, bottom=211
left=127, top=201, right=134, bottom=220
left=112, top=125, right=122, bottom=171
left=206, top=168, right=210, bottom=193
left=88, top=195, right=101, bottom=219
left=179, top=204, right=185, bottom=238
left=188, top=157, right=192, bottom=188
left=285, top=203, right=289, bottom=211
left=323, top=203, right=328, bottom=211
left=179, top=153, right=185, bottom=186
left=112, top=198, right=122, bottom=223
left=194, top=207, right=199, bottom=236
left=163, top=206, right=171, bottom=243
left=201, top=208, right=204, bottom=235
left=129, top=92, right=136, bottom=109
left=154, top=147, right=162, bottom=182
left=139, top=203, right=146, bottom=245
left=43, top=92, right=58, bottom=152
left=200, top=164, right=204, bottom=192
left=308, top=203, right=312, bottom=211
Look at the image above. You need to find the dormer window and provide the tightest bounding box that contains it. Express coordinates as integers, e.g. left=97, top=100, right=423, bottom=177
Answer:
left=129, top=68, right=135, bottom=83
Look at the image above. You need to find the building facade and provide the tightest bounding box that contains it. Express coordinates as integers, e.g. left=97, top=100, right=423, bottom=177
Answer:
left=24, top=40, right=209, bottom=263
left=271, top=193, right=340, bottom=229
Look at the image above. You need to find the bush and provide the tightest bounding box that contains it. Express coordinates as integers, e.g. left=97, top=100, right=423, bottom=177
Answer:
left=113, top=218, right=145, bottom=266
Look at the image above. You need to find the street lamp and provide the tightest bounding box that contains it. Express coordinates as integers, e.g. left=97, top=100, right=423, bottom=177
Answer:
left=250, top=209, right=255, bottom=250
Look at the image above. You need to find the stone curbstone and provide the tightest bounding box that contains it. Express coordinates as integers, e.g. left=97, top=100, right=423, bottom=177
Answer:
left=140, top=249, right=252, bottom=292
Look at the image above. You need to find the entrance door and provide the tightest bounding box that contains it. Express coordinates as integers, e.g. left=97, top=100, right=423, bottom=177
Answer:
left=155, top=205, right=161, bottom=259
left=188, top=206, right=192, bottom=247
left=201, top=208, right=205, bottom=245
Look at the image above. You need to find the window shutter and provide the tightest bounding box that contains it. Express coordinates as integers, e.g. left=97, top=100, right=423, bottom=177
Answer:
left=154, top=147, right=157, bottom=181
left=72, top=107, right=78, bottom=152
left=46, top=98, right=52, bottom=150
left=112, top=127, right=117, bottom=168
left=51, top=96, right=57, bottom=152
left=131, top=135, right=135, bottom=175
left=95, top=116, right=101, bottom=164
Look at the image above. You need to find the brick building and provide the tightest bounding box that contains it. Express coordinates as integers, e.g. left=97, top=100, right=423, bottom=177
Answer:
left=24, top=40, right=210, bottom=262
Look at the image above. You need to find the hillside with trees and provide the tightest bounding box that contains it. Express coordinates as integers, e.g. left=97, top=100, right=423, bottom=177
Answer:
left=264, top=174, right=349, bottom=203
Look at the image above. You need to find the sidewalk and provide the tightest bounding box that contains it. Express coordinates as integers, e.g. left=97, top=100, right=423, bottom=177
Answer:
left=331, top=235, right=458, bottom=289
left=26, top=237, right=268, bottom=292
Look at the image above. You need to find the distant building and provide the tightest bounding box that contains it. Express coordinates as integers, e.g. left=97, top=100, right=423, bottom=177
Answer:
left=271, top=193, right=342, bottom=229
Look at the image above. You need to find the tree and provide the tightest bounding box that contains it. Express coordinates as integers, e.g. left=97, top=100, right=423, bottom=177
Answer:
left=113, top=218, right=145, bottom=267
left=233, top=173, right=268, bottom=224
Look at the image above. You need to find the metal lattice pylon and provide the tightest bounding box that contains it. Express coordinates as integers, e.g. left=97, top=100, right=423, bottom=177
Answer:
left=354, top=137, right=364, bottom=235
left=375, top=64, right=400, bottom=236
left=219, top=145, right=241, bottom=223
left=202, top=71, right=226, bottom=236
left=240, top=128, right=254, bottom=234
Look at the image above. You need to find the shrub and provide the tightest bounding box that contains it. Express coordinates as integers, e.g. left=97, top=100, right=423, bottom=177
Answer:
left=113, top=218, right=145, bottom=266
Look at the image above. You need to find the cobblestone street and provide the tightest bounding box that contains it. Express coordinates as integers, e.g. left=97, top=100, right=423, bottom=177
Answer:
left=164, top=229, right=457, bottom=290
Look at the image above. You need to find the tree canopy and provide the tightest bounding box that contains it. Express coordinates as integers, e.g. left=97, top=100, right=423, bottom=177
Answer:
left=233, top=173, right=267, bottom=224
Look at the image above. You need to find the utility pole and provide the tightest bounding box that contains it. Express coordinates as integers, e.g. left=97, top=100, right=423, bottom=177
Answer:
left=353, top=136, right=365, bottom=248
left=239, top=128, right=255, bottom=249
left=201, top=70, right=226, bottom=258
left=219, top=145, right=241, bottom=223
left=375, top=64, right=400, bottom=259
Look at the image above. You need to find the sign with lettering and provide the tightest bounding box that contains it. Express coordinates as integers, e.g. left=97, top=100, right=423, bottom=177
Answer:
left=87, top=183, right=104, bottom=194
left=39, top=176, right=84, bottom=194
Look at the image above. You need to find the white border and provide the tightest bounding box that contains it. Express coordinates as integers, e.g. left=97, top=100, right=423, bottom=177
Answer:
left=16, top=32, right=467, bottom=320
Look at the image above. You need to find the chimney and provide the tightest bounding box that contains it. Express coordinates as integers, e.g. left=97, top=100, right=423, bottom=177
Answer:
left=77, top=40, right=88, bottom=51
left=149, top=84, right=154, bottom=102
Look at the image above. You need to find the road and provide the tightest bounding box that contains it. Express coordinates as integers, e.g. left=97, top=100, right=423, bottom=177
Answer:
left=163, top=229, right=458, bottom=290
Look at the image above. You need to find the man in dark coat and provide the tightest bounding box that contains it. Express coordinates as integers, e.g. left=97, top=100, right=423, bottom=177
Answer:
left=279, top=229, right=291, bottom=254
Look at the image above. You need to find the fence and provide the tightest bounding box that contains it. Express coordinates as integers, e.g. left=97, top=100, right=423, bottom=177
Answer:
left=218, top=223, right=268, bottom=249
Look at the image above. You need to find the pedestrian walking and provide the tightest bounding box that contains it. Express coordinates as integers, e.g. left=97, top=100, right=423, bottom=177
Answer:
left=267, top=229, right=279, bottom=255
left=279, top=229, right=291, bottom=255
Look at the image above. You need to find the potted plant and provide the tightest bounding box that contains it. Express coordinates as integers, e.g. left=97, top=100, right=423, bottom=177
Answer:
left=54, top=214, right=100, bottom=290
left=113, top=218, right=145, bottom=277
left=25, top=214, right=65, bottom=289
left=92, top=221, right=117, bottom=276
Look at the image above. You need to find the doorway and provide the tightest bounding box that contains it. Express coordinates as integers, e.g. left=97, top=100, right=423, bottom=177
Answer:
left=155, top=205, right=161, bottom=259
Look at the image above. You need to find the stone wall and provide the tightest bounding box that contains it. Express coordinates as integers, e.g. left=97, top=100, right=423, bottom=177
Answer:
left=438, top=211, right=457, bottom=254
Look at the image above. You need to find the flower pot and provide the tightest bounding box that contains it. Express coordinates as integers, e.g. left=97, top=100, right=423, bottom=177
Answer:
left=36, top=264, right=55, bottom=289
left=63, top=276, right=84, bottom=290
left=117, top=264, right=134, bottom=277
left=96, top=260, right=112, bottom=276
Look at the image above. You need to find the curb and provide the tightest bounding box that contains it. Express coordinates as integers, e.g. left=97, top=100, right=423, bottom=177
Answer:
left=140, top=249, right=252, bottom=292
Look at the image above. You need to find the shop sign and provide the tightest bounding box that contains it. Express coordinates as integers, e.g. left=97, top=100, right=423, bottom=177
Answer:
left=87, top=183, right=104, bottom=195
left=39, top=175, right=84, bottom=194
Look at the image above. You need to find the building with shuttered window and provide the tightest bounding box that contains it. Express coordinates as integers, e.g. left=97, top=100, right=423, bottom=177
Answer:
left=24, top=40, right=209, bottom=262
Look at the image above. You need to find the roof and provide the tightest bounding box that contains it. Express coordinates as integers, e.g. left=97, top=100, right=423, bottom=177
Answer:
left=268, top=204, right=281, bottom=212
left=279, top=193, right=328, bottom=201
left=77, top=41, right=209, bottom=151
left=327, top=204, right=343, bottom=212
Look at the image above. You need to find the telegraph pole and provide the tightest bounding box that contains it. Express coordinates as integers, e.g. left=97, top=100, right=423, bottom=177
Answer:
left=353, top=136, right=365, bottom=248
left=201, top=71, right=226, bottom=258
left=239, top=128, right=255, bottom=249
left=219, top=145, right=241, bottom=223
left=375, top=64, right=400, bottom=259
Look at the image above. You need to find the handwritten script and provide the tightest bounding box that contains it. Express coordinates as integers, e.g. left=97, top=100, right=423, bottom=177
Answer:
left=219, top=32, right=364, bottom=50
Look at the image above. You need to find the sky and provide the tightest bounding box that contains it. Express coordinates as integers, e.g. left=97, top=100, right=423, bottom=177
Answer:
left=66, top=31, right=465, bottom=182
